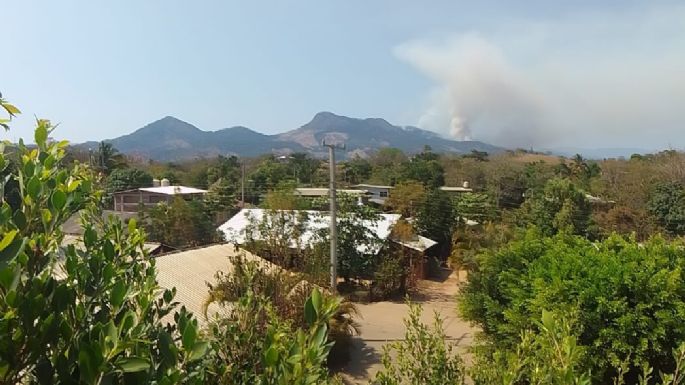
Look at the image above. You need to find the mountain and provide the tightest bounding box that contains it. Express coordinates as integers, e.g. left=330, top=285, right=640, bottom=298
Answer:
left=83, top=112, right=503, bottom=161
left=278, top=112, right=501, bottom=157
left=93, top=116, right=305, bottom=161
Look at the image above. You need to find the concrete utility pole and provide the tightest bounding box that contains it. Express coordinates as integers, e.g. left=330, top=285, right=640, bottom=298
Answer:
left=240, top=161, right=245, bottom=208
left=323, top=140, right=345, bottom=293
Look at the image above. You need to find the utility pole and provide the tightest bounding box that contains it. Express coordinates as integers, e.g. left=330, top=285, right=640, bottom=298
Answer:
left=240, top=161, right=245, bottom=208
left=323, top=140, right=345, bottom=293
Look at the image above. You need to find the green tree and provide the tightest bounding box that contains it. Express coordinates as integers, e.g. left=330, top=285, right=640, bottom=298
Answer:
left=460, top=231, right=685, bottom=383
left=206, top=155, right=240, bottom=187
left=205, top=254, right=359, bottom=369
left=401, top=151, right=445, bottom=188
left=385, top=181, right=426, bottom=217
left=342, top=156, right=372, bottom=185
left=372, top=302, right=465, bottom=385
left=105, top=167, right=153, bottom=194
left=250, top=156, right=291, bottom=197
left=369, top=148, right=407, bottom=185
left=522, top=178, right=591, bottom=236
left=648, top=182, right=685, bottom=235
left=206, top=177, right=237, bottom=213
left=315, top=194, right=382, bottom=281
left=454, top=192, right=497, bottom=223
left=142, top=197, right=218, bottom=248
left=471, top=310, right=591, bottom=385
left=94, top=141, right=127, bottom=174
left=0, top=119, right=208, bottom=384
left=415, top=189, right=454, bottom=244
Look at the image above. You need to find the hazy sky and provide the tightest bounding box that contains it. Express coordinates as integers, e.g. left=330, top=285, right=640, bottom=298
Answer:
left=2, top=1, right=684, bottom=150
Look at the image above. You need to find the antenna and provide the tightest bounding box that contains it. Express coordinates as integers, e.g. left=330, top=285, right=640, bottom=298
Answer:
left=323, top=139, right=345, bottom=293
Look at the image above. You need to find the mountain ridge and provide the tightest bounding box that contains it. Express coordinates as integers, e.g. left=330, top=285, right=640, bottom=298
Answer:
left=80, top=112, right=504, bottom=161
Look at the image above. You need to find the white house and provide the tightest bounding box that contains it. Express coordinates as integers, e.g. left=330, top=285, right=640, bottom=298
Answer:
left=352, top=184, right=393, bottom=205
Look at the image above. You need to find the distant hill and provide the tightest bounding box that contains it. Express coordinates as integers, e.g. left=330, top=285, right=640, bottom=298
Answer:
left=80, top=112, right=504, bottom=161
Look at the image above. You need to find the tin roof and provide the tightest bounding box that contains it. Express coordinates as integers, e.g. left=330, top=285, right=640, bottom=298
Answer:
left=138, top=186, right=208, bottom=195
left=218, top=208, right=402, bottom=255
left=154, top=244, right=278, bottom=325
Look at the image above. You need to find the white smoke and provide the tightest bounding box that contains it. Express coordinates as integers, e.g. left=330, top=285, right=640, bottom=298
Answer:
left=394, top=4, right=685, bottom=149
left=395, top=34, right=547, bottom=146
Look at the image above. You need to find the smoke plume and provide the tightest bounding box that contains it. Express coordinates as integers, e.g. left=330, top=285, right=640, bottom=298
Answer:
left=394, top=4, right=685, bottom=149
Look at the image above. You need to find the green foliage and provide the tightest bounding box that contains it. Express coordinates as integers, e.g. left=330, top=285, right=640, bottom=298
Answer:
left=205, top=255, right=358, bottom=375
left=206, top=155, right=240, bottom=187
left=262, top=182, right=309, bottom=210
left=241, top=209, right=313, bottom=268
left=415, top=188, right=454, bottom=243
left=648, top=182, right=685, bottom=236
left=384, top=181, right=426, bottom=218
left=341, top=156, right=372, bottom=185
left=371, top=252, right=405, bottom=300
left=105, top=167, right=153, bottom=194
left=203, top=286, right=341, bottom=385
left=460, top=231, right=685, bottom=383
left=454, top=192, right=497, bottom=223
left=206, top=177, right=237, bottom=214
left=0, top=119, right=208, bottom=384
left=401, top=148, right=445, bottom=188
left=521, top=177, right=591, bottom=236
left=142, top=197, right=218, bottom=248
left=369, top=148, right=407, bottom=185
left=94, top=142, right=128, bottom=175
left=372, top=301, right=465, bottom=385
left=322, top=194, right=382, bottom=281
left=471, top=310, right=591, bottom=385
left=0, top=92, right=20, bottom=131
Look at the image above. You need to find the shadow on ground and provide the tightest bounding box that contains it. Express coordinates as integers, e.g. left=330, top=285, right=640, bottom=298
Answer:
left=338, top=337, right=382, bottom=384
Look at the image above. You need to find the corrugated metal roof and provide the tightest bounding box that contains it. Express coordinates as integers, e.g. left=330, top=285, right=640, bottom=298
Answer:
left=155, top=244, right=277, bottom=325
left=294, top=188, right=369, bottom=197
left=353, top=184, right=394, bottom=190
left=439, top=186, right=473, bottom=192
left=218, top=209, right=402, bottom=255
left=396, top=235, right=438, bottom=252
left=62, top=210, right=139, bottom=235
left=138, top=186, right=208, bottom=195
left=61, top=234, right=161, bottom=253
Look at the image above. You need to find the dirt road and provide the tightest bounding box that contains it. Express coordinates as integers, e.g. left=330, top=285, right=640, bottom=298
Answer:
left=339, top=270, right=477, bottom=384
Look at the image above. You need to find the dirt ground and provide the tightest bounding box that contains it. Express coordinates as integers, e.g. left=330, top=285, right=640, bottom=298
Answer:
left=339, top=269, right=477, bottom=384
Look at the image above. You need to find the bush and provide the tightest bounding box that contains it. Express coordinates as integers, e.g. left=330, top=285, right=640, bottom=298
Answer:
left=460, top=230, right=685, bottom=383
left=0, top=120, right=208, bottom=384
left=371, top=254, right=405, bottom=300
left=206, top=255, right=360, bottom=367
left=372, top=302, right=465, bottom=385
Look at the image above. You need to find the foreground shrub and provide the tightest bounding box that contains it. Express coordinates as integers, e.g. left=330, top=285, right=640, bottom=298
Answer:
left=372, top=302, right=465, bottom=385
left=0, top=120, right=208, bottom=383
left=460, top=230, right=685, bottom=383
left=205, top=254, right=360, bottom=367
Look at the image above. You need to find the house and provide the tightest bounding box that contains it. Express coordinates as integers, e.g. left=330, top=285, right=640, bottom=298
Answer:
left=352, top=184, right=393, bottom=205
left=217, top=208, right=438, bottom=279
left=439, top=183, right=473, bottom=195
left=154, top=243, right=282, bottom=325
left=112, top=183, right=208, bottom=212
left=294, top=187, right=371, bottom=205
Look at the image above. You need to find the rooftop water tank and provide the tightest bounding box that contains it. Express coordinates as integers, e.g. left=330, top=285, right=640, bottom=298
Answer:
left=463, top=181, right=470, bottom=189
left=152, top=178, right=161, bottom=187
left=160, top=178, right=170, bottom=187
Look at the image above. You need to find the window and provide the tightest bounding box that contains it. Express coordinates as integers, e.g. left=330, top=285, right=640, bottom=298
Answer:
left=379, top=191, right=388, bottom=198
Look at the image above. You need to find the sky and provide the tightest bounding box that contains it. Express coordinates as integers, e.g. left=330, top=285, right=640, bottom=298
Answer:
left=2, top=1, right=684, bottom=150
